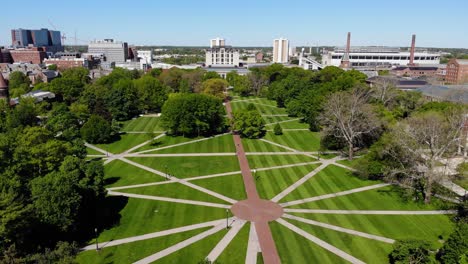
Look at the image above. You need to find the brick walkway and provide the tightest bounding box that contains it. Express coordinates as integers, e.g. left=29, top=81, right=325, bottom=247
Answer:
left=226, top=99, right=282, bottom=264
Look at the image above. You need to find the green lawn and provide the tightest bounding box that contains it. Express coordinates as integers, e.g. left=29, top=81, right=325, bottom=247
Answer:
left=77, top=228, right=208, bottom=264
left=134, top=135, right=201, bottom=152
left=104, top=159, right=165, bottom=188
left=127, top=156, right=240, bottom=178
left=120, top=182, right=229, bottom=204
left=150, top=134, right=235, bottom=154
left=453, top=175, right=468, bottom=189
left=247, top=154, right=316, bottom=169
left=216, top=222, right=250, bottom=263
left=264, top=131, right=321, bottom=151
left=96, top=133, right=154, bottom=154
left=281, top=165, right=378, bottom=202
left=266, top=119, right=310, bottom=129
left=91, top=198, right=226, bottom=242
left=289, top=185, right=451, bottom=210
left=190, top=174, right=246, bottom=201
left=285, top=218, right=392, bottom=263
left=288, top=213, right=454, bottom=248
left=271, top=221, right=348, bottom=264
left=336, top=157, right=365, bottom=169
left=255, top=164, right=321, bottom=200
left=230, top=99, right=287, bottom=115
left=242, top=138, right=291, bottom=152
left=121, top=116, right=164, bottom=132
left=87, top=147, right=103, bottom=155
left=263, top=115, right=294, bottom=124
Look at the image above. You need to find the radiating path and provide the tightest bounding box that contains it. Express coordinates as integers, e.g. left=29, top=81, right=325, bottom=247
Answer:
left=135, top=133, right=230, bottom=154
left=283, top=214, right=395, bottom=244
left=284, top=209, right=458, bottom=215
left=108, top=191, right=230, bottom=208
left=81, top=219, right=225, bottom=251
left=277, top=218, right=365, bottom=264
left=280, top=183, right=391, bottom=207
left=206, top=219, right=247, bottom=262
left=265, top=118, right=302, bottom=126
left=245, top=224, right=261, bottom=264
left=134, top=222, right=227, bottom=264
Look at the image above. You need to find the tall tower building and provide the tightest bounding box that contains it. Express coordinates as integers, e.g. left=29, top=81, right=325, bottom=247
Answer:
left=210, top=37, right=226, bottom=48
left=273, top=38, right=289, bottom=63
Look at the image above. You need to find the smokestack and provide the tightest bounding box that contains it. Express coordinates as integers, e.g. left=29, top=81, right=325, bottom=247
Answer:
left=409, top=34, right=416, bottom=66
left=346, top=32, right=351, bottom=54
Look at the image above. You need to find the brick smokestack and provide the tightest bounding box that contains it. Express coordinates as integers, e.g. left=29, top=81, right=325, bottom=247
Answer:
left=409, top=34, right=416, bottom=66
left=346, top=32, right=351, bottom=54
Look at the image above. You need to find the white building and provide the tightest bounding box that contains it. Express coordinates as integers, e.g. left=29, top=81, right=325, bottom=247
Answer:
left=137, top=50, right=153, bottom=70
left=210, top=37, right=225, bottom=48
left=206, top=38, right=239, bottom=67
left=88, top=39, right=128, bottom=63
left=322, top=47, right=440, bottom=67
left=273, top=38, right=289, bottom=63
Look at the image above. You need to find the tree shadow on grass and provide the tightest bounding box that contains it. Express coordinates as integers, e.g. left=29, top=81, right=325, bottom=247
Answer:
left=103, top=177, right=120, bottom=186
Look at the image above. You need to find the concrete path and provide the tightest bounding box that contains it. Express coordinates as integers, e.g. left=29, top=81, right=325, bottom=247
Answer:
left=87, top=154, right=106, bottom=157
left=126, top=152, right=236, bottom=157
left=265, top=118, right=301, bottom=126
left=266, top=128, right=310, bottom=131
left=283, top=214, right=395, bottom=244
left=108, top=191, right=230, bottom=208
left=134, top=222, right=227, bottom=264
left=283, top=209, right=458, bottom=215
left=85, top=143, right=112, bottom=155
left=280, top=183, right=391, bottom=207
left=333, top=162, right=357, bottom=172
left=124, top=133, right=166, bottom=154
left=441, top=180, right=467, bottom=197
left=272, top=162, right=333, bottom=202
left=135, top=133, right=230, bottom=154
left=246, top=151, right=320, bottom=155
left=185, top=171, right=242, bottom=181
left=206, top=219, right=246, bottom=262
left=245, top=224, right=261, bottom=264
left=255, top=161, right=322, bottom=172
left=277, top=218, right=365, bottom=264
left=81, top=219, right=224, bottom=251
left=107, top=179, right=178, bottom=191
left=226, top=99, right=281, bottom=264
left=259, top=138, right=319, bottom=159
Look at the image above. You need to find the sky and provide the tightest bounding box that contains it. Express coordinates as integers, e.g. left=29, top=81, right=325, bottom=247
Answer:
left=1, top=0, right=467, bottom=48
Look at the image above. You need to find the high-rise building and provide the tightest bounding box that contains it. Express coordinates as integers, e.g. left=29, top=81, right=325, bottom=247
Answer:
left=273, top=38, right=289, bottom=63
left=88, top=39, right=128, bottom=63
left=11, top=28, right=63, bottom=52
left=206, top=38, right=239, bottom=67
left=210, top=38, right=225, bottom=48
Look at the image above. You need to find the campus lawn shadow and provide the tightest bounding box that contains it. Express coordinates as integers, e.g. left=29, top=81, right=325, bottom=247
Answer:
left=104, top=177, right=120, bottom=186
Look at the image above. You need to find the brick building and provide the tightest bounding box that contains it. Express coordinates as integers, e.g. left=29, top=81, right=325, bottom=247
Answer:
left=10, top=47, right=47, bottom=64
left=0, top=73, right=8, bottom=99
left=446, top=59, right=468, bottom=84
left=392, top=66, right=439, bottom=78
left=43, top=58, right=85, bottom=70
left=0, top=49, right=13, bottom=64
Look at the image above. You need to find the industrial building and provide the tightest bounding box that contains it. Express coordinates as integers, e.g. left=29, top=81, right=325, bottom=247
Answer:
left=88, top=39, right=128, bottom=63
left=323, top=33, right=440, bottom=68
left=446, top=59, right=468, bottom=84
left=205, top=38, right=240, bottom=67
left=11, top=28, right=63, bottom=52
left=273, top=38, right=289, bottom=63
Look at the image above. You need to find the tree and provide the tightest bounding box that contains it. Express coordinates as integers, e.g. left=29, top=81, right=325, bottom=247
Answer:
left=319, top=87, right=381, bottom=160
left=201, top=78, right=228, bottom=99
left=47, top=64, right=58, bottom=71
left=439, top=222, right=468, bottom=264
left=106, top=79, right=140, bottom=120
left=160, top=93, right=227, bottom=136
left=80, top=115, right=112, bottom=143
left=133, top=75, right=170, bottom=113
left=371, top=78, right=399, bottom=106
left=233, top=109, right=265, bottom=138
left=389, top=240, right=433, bottom=264
left=273, top=123, right=283, bottom=135
left=379, top=109, right=465, bottom=203
left=203, top=71, right=221, bottom=81
left=8, top=71, right=31, bottom=90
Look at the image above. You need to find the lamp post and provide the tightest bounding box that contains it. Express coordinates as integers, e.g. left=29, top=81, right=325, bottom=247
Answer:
left=164, top=165, right=169, bottom=180
left=253, top=168, right=257, bottom=180
left=94, top=227, right=99, bottom=251
left=226, top=208, right=229, bottom=229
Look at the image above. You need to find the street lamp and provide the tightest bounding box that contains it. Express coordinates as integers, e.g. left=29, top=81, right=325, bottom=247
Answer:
left=164, top=165, right=169, bottom=180
left=94, top=227, right=99, bottom=251
left=253, top=168, right=257, bottom=180
left=226, top=208, right=229, bottom=229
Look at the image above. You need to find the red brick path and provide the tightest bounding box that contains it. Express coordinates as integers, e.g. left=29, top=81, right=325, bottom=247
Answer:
left=225, top=100, right=282, bottom=264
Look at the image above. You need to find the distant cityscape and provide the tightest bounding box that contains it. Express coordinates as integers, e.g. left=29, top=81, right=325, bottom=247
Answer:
left=1, top=27, right=468, bottom=103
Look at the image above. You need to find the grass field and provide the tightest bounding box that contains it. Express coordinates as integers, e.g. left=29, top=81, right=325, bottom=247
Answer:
left=127, top=156, right=240, bottom=178
left=121, top=116, right=164, bottom=132
left=81, top=96, right=457, bottom=263
left=281, top=165, right=378, bottom=202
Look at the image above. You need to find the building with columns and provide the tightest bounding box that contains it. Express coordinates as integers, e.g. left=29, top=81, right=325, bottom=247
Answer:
left=205, top=38, right=239, bottom=67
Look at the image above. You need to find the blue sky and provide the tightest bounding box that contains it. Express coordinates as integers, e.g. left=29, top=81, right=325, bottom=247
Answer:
left=1, top=0, right=467, bottom=48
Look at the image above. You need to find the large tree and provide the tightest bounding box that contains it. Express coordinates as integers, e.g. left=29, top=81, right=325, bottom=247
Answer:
left=319, top=87, right=381, bottom=160
left=160, top=93, right=227, bottom=136
left=80, top=115, right=112, bottom=143
left=233, top=109, right=265, bottom=139
left=201, top=78, right=228, bottom=99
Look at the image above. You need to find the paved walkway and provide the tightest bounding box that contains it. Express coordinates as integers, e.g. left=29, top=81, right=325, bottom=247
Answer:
left=284, top=209, right=458, bottom=215
left=280, top=183, right=391, bottom=207
left=283, top=214, right=395, bottom=244
left=276, top=218, right=366, bottom=264
left=134, top=222, right=227, bottom=264
left=265, top=118, right=301, bottom=126
left=135, top=133, right=229, bottom=154
left=226, top=99, right=281, bottom=264
left=206, top=219, right=246, bottom=262
left=126, top=153, right=237, bottom=157
left=245, top=224, right=261, bottom=264
left=81, top=219, right=224, bottom=251
left=108, top=191, right=230, bottom=208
